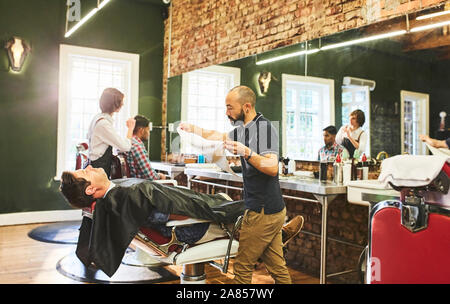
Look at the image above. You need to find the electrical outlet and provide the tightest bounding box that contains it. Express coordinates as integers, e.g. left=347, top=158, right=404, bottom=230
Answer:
left=168, top=123, right=174, bottom=132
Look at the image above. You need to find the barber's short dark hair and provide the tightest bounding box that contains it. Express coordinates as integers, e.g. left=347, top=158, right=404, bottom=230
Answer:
left=350, top=109, right=365, bottom=127
left=99, top=88, right=124, bottom=114
left=323, top=125, right=337, bottom=135
left=133, top=115, right=150, bottom=134
left=60, top=172, right=94, bottom=209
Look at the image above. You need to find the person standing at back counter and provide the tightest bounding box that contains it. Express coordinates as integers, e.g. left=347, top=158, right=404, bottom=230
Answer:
left=180, top=85, right=292, bottom=284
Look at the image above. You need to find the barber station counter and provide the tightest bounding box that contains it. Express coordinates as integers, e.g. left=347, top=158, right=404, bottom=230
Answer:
left=150, top=162, right=185, bottom=179
left=184, top=167, right=347, bottom=284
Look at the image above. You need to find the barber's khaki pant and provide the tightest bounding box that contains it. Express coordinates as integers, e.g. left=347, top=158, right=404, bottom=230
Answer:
left=233, top=207, right=292, bottom=284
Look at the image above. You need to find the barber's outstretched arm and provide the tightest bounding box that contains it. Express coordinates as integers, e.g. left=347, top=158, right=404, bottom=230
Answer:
left=419, top=134, right=449, bottom=149
left=225, top=140, right=278, bottom=177
left=179, top=122, right=227, bottom=141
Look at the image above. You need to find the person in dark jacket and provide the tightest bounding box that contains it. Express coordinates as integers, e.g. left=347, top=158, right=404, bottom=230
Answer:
left=59, top=166, right=303, bottom=277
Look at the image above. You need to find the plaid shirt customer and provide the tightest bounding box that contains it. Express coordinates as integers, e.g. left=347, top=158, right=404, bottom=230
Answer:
left=318, top=142, right=344, bottom=161
left=127, top=135, right=160, bottom=180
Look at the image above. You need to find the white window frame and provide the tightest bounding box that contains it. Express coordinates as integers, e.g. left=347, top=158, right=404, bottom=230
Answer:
left=56, top=44, right=139, bottom=179
left=341, top=85, right=371, bottom=156
left=400, top=90, right=429, bottom=155
left=282, top=74, right=335, bottom=160
left=179, top=65, right=240, bottom=153
left=181, top=65, right=241, bottom=122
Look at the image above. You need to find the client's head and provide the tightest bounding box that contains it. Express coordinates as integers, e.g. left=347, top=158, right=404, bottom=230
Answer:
left=60, top=165, right=109, bottom=209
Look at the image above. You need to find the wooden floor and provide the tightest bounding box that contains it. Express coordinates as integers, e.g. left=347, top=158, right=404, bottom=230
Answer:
left=0, top=223, right=319, bottom=284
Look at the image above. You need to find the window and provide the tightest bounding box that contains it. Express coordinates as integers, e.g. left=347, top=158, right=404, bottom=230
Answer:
left=342, top=85, right=371, bottom=156
left=282, top=74, right=335, bottom=160
left=180, top=65, right=240, bottom=153
left=401, top=91, right=429, bottom=155
left=56, top=45, right=139, bottom=178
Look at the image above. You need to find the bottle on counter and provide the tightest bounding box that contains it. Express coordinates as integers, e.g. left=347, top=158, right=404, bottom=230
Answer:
left=361, top=153, right=369, bottom=180
left=288, top=158, right=296, bottom=174
left=351, top=150, right=360, bottom=181
left=333, top=153, right=343, bottom=184
left=283, top=157, right=290, bottom=175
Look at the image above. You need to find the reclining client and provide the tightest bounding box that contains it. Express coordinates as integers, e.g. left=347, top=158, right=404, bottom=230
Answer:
left=60, top=166, right=303, bottom=277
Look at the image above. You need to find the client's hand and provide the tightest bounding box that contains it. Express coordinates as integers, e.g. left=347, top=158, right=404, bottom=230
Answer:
left=158, top=173, right=166, bottom=180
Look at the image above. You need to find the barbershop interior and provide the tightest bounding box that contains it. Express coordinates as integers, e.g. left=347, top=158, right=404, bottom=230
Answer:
left=1, top=0, right=450, bottom=285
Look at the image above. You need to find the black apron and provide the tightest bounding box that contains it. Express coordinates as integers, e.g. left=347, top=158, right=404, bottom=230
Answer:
left=90, top=146, right=113, bottom=178
left=341, top=131, right=364, bottom=158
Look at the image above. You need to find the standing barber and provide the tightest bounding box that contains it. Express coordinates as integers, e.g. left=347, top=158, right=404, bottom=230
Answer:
left=180, top=85, right=291, bottom=284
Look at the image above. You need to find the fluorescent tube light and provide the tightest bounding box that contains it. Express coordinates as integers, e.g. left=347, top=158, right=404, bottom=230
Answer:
left=256, top=49, right=319, bottom=65
left=65, top=8, right=98, bottom=38
left=410, top=20, right=450, bottom=32
left=98, top=0, right=111, bottom=9
left=416, top=10, right=450, bottom=20
left=65, top=0, right=112, bottom=38
left=320, top=30, right=407, bottom=50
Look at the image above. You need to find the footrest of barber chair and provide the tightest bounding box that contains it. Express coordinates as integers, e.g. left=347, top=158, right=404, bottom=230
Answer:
left=132, top=236, right=239, bottom=266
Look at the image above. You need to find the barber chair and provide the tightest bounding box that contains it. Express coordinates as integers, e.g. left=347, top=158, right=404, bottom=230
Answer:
left=76, top=143, right=242, bottom=283
left=75, top=143, right=89, bottom=170
left=366, top=162, right=450, bottom=284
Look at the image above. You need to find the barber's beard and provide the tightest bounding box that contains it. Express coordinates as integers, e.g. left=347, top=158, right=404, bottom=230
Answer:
left=228, top=110, right=245, bottom=127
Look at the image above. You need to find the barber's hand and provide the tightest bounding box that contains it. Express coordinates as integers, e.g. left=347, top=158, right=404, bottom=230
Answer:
left=126, top=118, right=136, bottom=129
left=179, top=122, right=194, bottom=133
left=344, top=125, right=351, bottom=138
left=419, top=134, right=429, bottom=142
left=158, top=173, right=166, bottom=180
left=225, top=140, right=249, bottom=157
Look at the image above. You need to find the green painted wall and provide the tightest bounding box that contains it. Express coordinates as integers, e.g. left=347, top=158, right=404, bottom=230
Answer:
left=0, top=0, right=164, bottom=214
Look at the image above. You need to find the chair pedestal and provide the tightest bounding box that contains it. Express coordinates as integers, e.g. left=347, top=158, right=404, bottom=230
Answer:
left=181, top=263, right=206, bottom=284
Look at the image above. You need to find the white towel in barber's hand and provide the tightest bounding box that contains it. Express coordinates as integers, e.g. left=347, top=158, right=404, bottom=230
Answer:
left=378, top=155, right=450, bottom=187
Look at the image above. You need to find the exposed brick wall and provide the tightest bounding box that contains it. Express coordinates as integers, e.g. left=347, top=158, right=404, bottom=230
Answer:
left=160, top=0, right=447, bottom=159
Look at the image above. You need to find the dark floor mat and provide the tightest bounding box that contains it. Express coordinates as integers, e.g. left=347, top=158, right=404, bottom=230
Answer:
left=56, top=252, right=179, bottom=284
left=28, top=221, right=81, bottom=244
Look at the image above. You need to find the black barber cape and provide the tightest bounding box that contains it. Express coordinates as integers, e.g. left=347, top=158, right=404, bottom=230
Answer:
left=76, top=178, right=244, bottom=277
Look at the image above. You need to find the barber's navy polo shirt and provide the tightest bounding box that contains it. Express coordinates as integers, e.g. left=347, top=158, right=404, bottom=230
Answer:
left=228, top=113, right=285, bottom=214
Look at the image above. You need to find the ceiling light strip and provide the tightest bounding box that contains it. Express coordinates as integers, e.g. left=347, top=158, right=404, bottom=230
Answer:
left=320, top=30, right=407, bottom=50
left=65, top=0, right=112, bottom=38
left=416, top=10, right=450, bottom=20
left=256, top=49, right=319, bottom=65
left=410, top=20, right=450, bottom=32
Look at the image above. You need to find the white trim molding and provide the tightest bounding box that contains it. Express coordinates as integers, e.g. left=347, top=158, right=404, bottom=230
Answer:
left=56, top=44, right=140, bottom=180
left=400, top=90, right=429, bottom=155
left=282, top=74, right=335, bottom=159
left=0, top=209, right=82, bottom=227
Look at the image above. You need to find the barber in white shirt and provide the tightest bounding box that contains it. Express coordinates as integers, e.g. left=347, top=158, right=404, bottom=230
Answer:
left=336, top=109, right=367, bottom=157
left=87, top=88, right=135, bottom=178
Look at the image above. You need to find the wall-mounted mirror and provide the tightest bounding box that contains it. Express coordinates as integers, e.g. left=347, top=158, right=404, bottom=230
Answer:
left=166, top=5, right=450, bottom=161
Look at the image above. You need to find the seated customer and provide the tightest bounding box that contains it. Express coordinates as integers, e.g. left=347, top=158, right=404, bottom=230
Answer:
left=60, top=166, right=304, bottom=277
left=318, top=125, right=345, bottom=161
left=126, top=115, right=166, bottom=180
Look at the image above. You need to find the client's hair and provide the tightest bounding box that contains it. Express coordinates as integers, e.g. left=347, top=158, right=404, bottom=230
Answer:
left=323, top=125, right=338, bottom=135
left=60, top=172, right=95, bottom=209
left=133, top=115, right=150, bottom=134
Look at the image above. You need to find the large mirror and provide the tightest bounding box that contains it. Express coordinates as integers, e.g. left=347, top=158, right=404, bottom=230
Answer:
left=166, top=5, right=450, bottom=161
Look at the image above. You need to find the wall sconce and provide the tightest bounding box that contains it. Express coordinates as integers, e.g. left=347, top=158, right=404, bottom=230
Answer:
left=258, top=71, right=272, bottom=94
left=5, top=37, right=31, bottom=72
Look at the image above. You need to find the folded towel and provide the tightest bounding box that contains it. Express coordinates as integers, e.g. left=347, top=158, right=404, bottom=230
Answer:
left=378, top=155, right=450, bottom=187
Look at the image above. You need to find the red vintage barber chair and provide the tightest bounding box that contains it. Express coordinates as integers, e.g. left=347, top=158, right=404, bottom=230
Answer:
left=366, top=162, right=450, bottom=284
